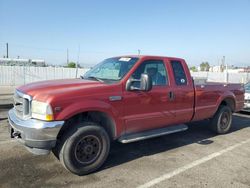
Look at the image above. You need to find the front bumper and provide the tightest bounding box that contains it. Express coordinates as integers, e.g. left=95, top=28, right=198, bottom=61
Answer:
left=8, top=108, right=64, bottom=155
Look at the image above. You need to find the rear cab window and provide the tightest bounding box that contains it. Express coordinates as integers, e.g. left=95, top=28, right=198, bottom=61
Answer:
left=170, top=60, right=187, bottom=86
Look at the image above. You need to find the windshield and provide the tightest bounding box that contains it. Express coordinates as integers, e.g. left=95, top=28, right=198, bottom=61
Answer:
left=245, top=83, right=250, bottom=91
left=83, top=57, right=138, bottom=82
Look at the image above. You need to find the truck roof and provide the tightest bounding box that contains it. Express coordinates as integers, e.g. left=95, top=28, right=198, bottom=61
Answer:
left=114, top=55, right=185, bottom=62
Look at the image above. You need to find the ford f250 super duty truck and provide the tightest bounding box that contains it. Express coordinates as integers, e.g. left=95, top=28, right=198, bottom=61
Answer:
left=8, top=55, right=245, bottom=175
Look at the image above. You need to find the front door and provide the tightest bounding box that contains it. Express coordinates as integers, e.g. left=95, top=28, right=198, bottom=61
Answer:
left=123, top=59, right=177, bottom=134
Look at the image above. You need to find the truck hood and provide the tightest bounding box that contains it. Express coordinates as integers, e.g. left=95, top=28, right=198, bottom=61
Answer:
left=18, top=79, right=105, bottom=102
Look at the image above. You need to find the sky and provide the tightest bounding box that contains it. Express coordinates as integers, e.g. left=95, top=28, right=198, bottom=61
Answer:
left=0, top=0, right=250, bottom=67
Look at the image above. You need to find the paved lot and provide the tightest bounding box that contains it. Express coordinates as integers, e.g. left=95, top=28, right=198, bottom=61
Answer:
left=0, top=109, right=249, bottom=188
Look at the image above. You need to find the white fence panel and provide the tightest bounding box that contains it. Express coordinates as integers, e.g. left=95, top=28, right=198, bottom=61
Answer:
left=0, top=65, right=89, bottom=86
left=191, top=71, right=250, bottom=84
left=0, top=65, right=249, bottom=86
left=227, top=72, right=249, bottom=83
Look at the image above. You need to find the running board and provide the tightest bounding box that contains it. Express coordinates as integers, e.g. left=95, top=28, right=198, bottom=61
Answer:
left=118, top=124, right=188, bottom=144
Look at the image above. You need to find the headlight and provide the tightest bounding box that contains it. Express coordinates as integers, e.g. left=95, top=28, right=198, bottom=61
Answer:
left=31, top=100, right=54, bottom=121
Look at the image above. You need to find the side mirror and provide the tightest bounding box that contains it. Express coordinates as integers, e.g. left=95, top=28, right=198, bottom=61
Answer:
left=140, top=73, right=152, bottom=91
left=126, top=73, right=152, bottom=92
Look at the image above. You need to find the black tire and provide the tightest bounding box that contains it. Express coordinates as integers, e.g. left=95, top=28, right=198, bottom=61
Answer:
left=210, top=105, right=232, bottom=134
left=55, top=122, right=110, bottom=175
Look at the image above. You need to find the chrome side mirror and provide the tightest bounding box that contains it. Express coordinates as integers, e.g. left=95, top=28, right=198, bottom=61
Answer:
left=126, top=73, right=152, bottom=92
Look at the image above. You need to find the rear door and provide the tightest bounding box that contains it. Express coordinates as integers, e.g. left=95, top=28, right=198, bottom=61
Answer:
left=168, top=60, right=195, bottom=123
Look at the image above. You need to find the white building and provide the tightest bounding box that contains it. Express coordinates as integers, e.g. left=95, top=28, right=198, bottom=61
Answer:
left=209, top=65, right=222, bottom=72
left=0, top=58, right=46, bottom=67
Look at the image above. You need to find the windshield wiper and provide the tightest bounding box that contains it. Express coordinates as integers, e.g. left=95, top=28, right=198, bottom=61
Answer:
left=84, top=76, right=104, bottom=82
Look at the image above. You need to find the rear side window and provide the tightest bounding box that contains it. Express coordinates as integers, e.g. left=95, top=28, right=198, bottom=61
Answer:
left=170, top=61, right=187, bottom=85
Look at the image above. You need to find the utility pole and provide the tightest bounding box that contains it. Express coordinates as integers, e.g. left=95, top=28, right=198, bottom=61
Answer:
left=75, top=45, right=80, bottom=78
left=225, top=56, right=228, bottom=82
left=138, top=49, right=141, bottom=55
left=222, top=56, right=228, bottom=83
left=222, top=56, right=225, bottom=67
left=67, top=48, right=69, bottom=65
left=221, top=56, right=227, bottom=72
left=6, top=43, right=9, bottom=58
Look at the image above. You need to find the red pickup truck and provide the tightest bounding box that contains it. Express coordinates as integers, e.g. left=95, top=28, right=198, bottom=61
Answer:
left=8, top=55, right=244, bottom=175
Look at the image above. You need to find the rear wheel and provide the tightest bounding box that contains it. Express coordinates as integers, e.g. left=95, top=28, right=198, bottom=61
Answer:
left=55, top=122, right=110, bottom=175
left=210, top=105, right=232, bottom=134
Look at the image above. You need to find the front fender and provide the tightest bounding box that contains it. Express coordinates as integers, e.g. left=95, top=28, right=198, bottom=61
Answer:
left=54, top=99, right=123, bottom=138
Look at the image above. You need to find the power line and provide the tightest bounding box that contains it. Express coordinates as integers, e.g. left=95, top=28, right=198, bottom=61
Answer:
left=1, top=43, right=136, bottom=54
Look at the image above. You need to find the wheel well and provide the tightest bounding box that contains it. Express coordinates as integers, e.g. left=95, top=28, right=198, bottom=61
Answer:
left=57, top=111, right=116, bottom=140
left=220, top=98, right=235, bottom=112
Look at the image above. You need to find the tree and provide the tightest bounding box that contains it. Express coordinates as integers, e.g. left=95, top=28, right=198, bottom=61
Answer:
left=200, top=62, right=210, bottom=71
left=190, top=66, right=197, bottom=72
left=67, top=62, right=76, bottom=68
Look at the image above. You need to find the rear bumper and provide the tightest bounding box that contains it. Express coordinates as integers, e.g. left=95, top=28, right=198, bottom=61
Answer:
left=243, top=102, right=250, bottom=111
left=8, top=108, right=64, bottom=155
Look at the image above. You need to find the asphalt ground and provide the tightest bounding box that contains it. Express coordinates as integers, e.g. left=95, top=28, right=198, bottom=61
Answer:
left=0, top=109, right=249, bottom=188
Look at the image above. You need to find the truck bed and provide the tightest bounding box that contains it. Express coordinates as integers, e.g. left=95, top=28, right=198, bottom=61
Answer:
left=192, top=82, right=245, bottom=122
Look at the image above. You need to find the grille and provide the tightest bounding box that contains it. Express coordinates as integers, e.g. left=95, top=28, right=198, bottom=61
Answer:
left=13, top=90, right=32, bottom=119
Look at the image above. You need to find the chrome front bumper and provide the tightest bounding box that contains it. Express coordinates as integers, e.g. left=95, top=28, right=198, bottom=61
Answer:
left=8, top=108, right=64, bottom=155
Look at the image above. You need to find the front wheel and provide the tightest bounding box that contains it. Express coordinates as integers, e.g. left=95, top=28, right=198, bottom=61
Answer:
left=58, top=122, right=110, bottom=175
left=210, top=105, right=232, bottom=134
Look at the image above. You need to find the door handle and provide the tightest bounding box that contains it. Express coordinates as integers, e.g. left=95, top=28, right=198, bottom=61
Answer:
left=168, top=91, right=175, bottom=101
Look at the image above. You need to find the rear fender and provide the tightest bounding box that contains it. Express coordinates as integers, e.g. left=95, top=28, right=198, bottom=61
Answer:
left=215, top=91, right=236, bottom=114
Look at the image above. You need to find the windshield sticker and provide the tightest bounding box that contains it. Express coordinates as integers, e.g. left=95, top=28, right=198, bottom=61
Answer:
left=119, top=57, right=131, bottom=62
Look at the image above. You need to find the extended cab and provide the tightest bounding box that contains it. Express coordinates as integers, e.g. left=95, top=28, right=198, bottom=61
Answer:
left=8, top=55, right=245, bottom=175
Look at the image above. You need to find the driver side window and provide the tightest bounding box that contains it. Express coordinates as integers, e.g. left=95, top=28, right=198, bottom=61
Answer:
left=131, top=60, right=168, bottom=87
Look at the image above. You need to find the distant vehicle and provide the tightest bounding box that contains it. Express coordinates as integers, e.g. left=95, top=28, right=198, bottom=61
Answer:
left=243, top=82, right=250, bottom=111
left=8, top=55, right=245, bottom=175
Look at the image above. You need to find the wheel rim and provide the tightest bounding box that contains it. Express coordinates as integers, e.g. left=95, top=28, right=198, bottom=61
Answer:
left=74, top=135, right=101, bottom=165
left=220, top=111, right=230, bottom=130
